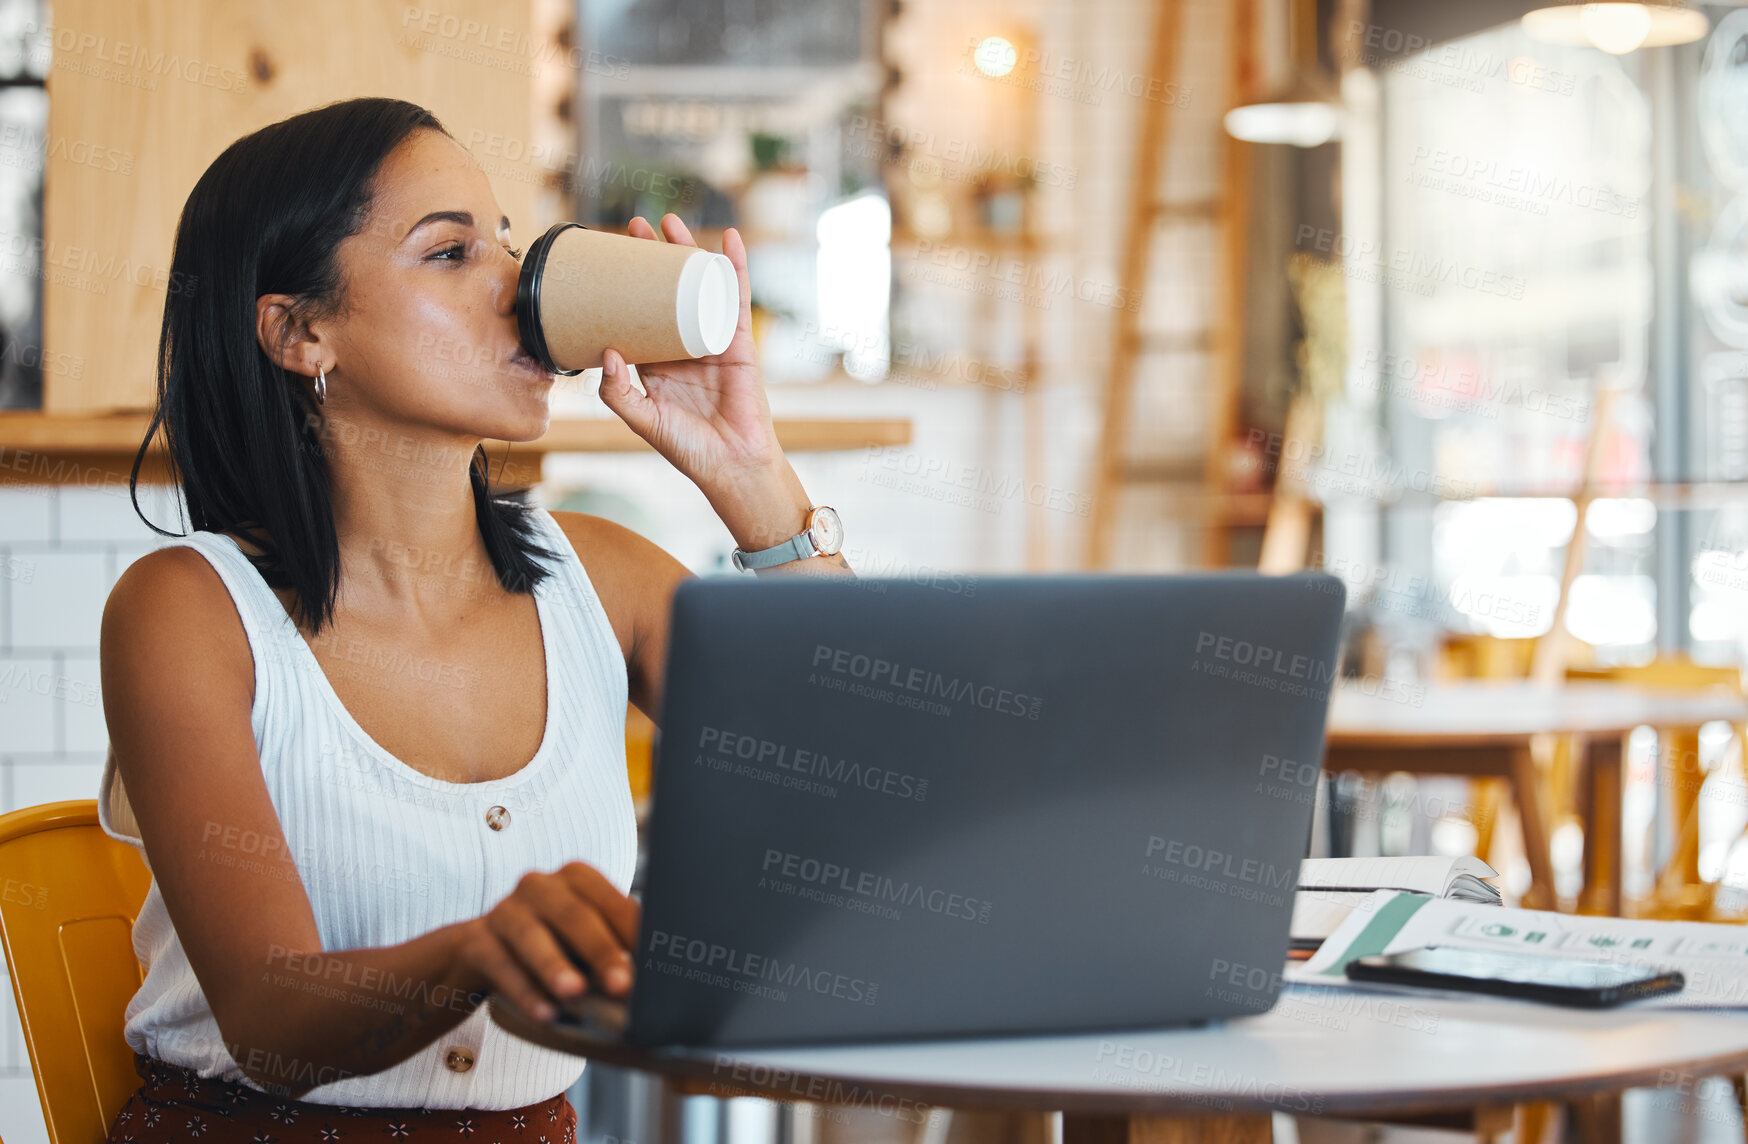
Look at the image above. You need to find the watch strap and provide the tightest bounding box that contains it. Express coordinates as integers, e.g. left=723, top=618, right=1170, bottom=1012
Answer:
left=734, top=530, right=817, bottom=571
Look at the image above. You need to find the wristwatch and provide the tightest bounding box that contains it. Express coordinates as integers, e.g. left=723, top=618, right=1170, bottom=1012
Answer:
left=732, top=505, right=844, bottom=572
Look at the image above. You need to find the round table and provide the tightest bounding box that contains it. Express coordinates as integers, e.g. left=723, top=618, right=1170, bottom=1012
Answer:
left=494, top=987, right=1748, bottom=1143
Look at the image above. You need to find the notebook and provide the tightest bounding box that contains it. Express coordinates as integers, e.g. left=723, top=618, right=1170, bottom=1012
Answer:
left=1291, top=856, right=1501, bottom=948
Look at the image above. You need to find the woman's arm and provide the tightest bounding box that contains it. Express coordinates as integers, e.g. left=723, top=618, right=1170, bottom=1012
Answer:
left=101, top=548, right=636, bottom=1097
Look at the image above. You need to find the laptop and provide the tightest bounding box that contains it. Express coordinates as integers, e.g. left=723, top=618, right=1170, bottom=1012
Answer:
left=554, top=572, right=1345, bottom=1047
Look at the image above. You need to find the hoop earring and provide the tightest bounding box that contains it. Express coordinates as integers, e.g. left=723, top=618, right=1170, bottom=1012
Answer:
left=314, top=363, right=327, bottom=406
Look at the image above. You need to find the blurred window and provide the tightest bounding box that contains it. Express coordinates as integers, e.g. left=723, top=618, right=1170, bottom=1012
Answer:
left=1374, top=20, right=1655, bottom=661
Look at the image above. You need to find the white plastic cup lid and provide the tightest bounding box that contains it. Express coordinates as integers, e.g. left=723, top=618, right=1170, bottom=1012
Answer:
left=676, top=251, right=739, bottom=358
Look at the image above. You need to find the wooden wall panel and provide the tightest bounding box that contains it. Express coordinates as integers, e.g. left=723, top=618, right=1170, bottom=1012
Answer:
left=44, top=0, right=535, bottom=412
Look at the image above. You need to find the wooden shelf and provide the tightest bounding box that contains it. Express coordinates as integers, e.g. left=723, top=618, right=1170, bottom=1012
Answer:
left=1454, top=482, right=1748, bottom=506
left=524, top=416, right=912, bottom=454
left=1293, top=481, right=1748, bottom=509
left=888, top=225, right=1056, bottom=253
left=0, top=412, right=912, bottom=487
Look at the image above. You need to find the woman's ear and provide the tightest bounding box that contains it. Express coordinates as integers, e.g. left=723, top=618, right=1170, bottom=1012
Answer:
left=255, top=294, right=327, bottom=375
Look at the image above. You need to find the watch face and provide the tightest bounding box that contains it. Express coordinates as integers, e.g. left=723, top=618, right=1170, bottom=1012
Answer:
left=808, top=506, right=844, bottom=555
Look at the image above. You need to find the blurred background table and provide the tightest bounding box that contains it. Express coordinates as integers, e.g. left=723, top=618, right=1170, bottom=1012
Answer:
left=1325, top=681, right=1748, bottom=916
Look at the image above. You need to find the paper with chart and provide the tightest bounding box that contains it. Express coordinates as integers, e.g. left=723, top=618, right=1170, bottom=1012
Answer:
left=1290, top=889, right=1748, bottom=1009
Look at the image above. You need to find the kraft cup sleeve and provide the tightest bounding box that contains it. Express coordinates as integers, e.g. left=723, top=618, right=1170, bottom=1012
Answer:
left=533, top=227, right=740, bottom=371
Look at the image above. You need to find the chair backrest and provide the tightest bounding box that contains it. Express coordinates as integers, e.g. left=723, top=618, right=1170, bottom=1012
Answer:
left=1566, top=655, right=1745, bottom=693
left=1439, top=634, right=1537, bottom=681
left=0, top=800, right=152, bottom=1144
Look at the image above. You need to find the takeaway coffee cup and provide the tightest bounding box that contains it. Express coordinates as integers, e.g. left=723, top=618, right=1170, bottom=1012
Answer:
left=515, top=221, right=739, bottom=375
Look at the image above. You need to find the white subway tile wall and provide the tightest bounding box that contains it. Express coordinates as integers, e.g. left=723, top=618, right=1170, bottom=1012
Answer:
left=0, top=481, right=185, bottom=1144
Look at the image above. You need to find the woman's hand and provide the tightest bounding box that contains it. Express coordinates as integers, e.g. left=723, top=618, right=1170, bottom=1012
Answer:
left=597, top=215, right=765, bottom=483
left=597, top=215, right=814, bottom=551
left=453, top=862, right=639, bottom=1021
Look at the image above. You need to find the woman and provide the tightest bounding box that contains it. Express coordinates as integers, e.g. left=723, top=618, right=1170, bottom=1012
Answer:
left=97, top=97, right=853, bottom=1141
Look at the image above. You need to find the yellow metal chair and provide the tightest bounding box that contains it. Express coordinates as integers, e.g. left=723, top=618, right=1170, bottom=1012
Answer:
left=0, top=799, right=152, bottom=1144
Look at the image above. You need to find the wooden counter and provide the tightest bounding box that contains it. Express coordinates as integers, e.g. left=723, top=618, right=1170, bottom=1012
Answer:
left=0, top=412, right=913, bottom=487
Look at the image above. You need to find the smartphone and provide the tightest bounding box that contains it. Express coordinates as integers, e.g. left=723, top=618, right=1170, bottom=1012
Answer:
left=1344, top=946, right=1685, bottom=1008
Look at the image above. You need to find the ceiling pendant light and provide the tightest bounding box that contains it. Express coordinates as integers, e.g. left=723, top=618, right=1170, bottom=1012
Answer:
left=1223, top=0, right=1342, bottom=147
left=1522, top=3, right=1709, bottom=55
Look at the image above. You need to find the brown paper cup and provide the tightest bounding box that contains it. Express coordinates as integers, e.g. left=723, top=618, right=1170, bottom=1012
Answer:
left=516, top=222, right=739, bottom=374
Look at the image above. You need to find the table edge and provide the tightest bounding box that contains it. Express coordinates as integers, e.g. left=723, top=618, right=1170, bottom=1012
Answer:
left=490, top=999, right=1748, bottom=1118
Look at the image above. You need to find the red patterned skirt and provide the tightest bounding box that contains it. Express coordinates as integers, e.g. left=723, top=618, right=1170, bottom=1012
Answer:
left=106, top=1052, right=578, bottom=1143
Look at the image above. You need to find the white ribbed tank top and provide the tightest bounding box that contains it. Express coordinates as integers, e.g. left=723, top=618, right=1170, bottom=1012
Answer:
left=98, top=507, right=639, bottom=1109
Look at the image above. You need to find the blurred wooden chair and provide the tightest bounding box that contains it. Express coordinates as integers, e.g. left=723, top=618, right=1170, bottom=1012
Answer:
left=1439, top=633, right=1538, bottom=682
left=1444, top=643, right=1747, bottom=919
left=1430, top=633, right=1582, bottom=912
left=1437, top=635, right=1537, bottom=868
left=1566, top=657, right=1747, bottom=920
left=627, top=703, right=656, bottom=814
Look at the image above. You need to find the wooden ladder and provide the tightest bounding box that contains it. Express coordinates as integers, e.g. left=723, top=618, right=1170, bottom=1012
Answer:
left=1084, top=0, right=1255, bottom=569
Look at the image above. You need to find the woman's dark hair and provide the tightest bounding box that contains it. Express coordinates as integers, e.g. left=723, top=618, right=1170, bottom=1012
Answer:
left=129, top=97, right=558, bottom=636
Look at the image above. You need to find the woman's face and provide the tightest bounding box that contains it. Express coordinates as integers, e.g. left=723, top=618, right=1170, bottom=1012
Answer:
left=317, top=128, right=555, bottom=445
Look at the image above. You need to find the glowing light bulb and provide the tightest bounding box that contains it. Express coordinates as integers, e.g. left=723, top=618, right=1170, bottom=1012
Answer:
left=1524, top=2, right=1708, bottom=51
left=1579, top=3, right=1653, bottom=53
left=973, top=36, right=1017, bottom=78
left=1223, top=102, right=1341, bottom=147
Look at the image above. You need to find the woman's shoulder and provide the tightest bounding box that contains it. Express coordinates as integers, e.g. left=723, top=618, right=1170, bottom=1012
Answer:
left=546, top=510, right=686, bottom=580
left=106, top=528, right=270, bottom=625
left=110, top=539, right=237, bottom=608
left=103, top=542, right=254, bottom=700
left=104, top=521, right=283, bottom=654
